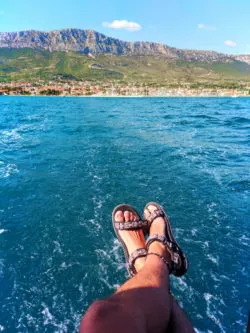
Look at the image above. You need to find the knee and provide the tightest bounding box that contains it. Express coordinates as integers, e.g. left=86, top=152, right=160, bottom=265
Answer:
left=87, top=299, right=116, bottom=319
left=80, top=298, right=145, bottom=333
left=80, top=299, right=118, bottom=330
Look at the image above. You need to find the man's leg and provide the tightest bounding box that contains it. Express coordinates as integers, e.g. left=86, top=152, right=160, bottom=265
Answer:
left=80, top=207, right=195, bottom=333
left=168, top=295, right=195, bottom=333
left=80, top=254, right=171, bottom=333
left=80, top=208, right=172, bottom=333
left=144, top=205, right=195, bottom=333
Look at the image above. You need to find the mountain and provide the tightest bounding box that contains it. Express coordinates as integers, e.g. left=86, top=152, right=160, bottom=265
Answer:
left=0, top=29, right=250, bottom=87
left=235, top=55, right=250, bottom=65
left=0, top=28, right=247, bottom=64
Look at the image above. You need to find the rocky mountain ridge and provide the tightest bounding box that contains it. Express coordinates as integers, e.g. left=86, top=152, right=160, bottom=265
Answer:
left=0, top=28, right=248, bottom=64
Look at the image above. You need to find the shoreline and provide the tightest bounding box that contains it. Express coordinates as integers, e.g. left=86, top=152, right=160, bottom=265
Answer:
left=1, top=94, right=248, bottom=98
left=2, top=82, right=249, bottom=98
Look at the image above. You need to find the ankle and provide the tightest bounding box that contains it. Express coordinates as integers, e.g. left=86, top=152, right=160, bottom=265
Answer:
left=134, top=257, right=146, bottom=272
left=148, top=241, right=165, bottom=256
left=148, top=242, right=172, bottom=263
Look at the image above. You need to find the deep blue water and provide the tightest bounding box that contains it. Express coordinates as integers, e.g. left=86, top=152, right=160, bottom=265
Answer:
left=0, top=96, right=249, bottom=332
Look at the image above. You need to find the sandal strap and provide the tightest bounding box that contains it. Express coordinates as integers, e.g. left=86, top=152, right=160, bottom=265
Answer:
left=147, top=252, right=171, bottom=271
left=146, top=234, right=174, bottom=250
left=115, top=220, right=149, bottom=231
left=146, top=235, right=180, bottom=273
left=147, top=209, right=165, bottom=224
left=128, top=248, right=147, bottom=276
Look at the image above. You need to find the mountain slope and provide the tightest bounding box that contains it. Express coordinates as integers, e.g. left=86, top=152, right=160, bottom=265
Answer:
left=0, top=28, right=244, bottom=64
left=1, top=48, right=250, bottom=86
left=0, top=29, right=250, bottom=87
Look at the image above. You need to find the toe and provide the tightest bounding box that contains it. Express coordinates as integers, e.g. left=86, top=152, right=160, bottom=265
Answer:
left=144, top=204, right=156, bottom=219
left=144, top=208, right=150, bottom=219
left=124, top=210, right=130, bottom=222
left=115, top=210, right=124, bottom=222
left=148, top=204, right=157, bottom=213
left=130, top=211, right=137, bottom=221
left=129, top=211, right=133, bottom=221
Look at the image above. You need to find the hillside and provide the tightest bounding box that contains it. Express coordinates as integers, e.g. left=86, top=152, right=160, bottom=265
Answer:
left=1, top=47, right=250, bottom=88
left=0, top=29, right=250, bottom=88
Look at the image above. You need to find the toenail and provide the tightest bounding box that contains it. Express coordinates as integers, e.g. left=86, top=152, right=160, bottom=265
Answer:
left=115, top=211, right=123, bottom=219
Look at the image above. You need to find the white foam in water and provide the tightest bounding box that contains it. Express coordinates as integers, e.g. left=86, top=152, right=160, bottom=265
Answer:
left=194, top=329, right=213, bottom=333
left=110, top=239, right=123, bottom=261
left=41, top=303, right=71, bottom=332
left=95, top=237, right=126, bottom=291
left=239, top=234, right=250, bottom=246
left=99, top=276, right=120, bottom=290
left=173, top=228, right=184, bottom=239
left=87, top=218, right=101, bottom=232
left=42, top=304, right=54, bottom=325
left=53, top=241, right=63, bottom=254
left=1, top=128, right=21, bottom=141
left=207, top=254, right=219, bottom=265
left=191, top=228, right=198, bottom=236
left=211, top=272, right=221, bottom=282
left=202, top=167, right=223, bottom=186
left=98, top=261, right=121, bottom=291
left=25, top=313, right=38, bottom=330
left=109, top=238, right=127, bottom=271
left=203, top=241, right=209, bottom=248
left=204, top=293, right=225, bottom=332
left=206, top=202, right=217, bottom=212
left=172, top=275, right=196, bottom=298
left=0, top=229, right=7, bottom=235
left=0, top=325, right=4, bottom=332
left=0, top=162, right=19, bottom=179
left=204, top=293, right=212, bottom=302
left=177, top=277, right=188, bottom=290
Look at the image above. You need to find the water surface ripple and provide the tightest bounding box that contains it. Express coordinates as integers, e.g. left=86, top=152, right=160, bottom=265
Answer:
left=0, top=97, right=249, bottom=332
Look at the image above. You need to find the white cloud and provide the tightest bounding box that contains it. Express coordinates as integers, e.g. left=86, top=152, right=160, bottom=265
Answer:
left=198, top=23, right=216, bottom=31
left=224, top=40, right=237, bottom=47
left=102, top=20, right=142, bottom=32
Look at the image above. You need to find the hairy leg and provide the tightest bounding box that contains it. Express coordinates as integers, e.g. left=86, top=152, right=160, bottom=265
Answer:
left=80, top=209, right=172, bottom=333
left=144, top=205, right=195, bottom=333
left=80, top=254, right=171, bottom=333
left=80, top=206, right=195, bottom=333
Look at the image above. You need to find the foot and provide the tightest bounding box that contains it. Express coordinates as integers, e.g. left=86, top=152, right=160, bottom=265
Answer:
left=115, top=210, right=146, bottom=272
left=144, top=205, right=172, bottom=263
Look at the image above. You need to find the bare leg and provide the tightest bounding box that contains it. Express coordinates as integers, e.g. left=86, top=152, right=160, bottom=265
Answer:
left=80, top=207, right=194, bottom=333
left=168, top=295, right=195, bottom=333
left=144, top=205, right=195, bottom=333
left=80, top=254, right=171, bottom=333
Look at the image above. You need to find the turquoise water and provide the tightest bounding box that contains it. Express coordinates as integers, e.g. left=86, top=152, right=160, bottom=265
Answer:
left=0, top=96, right=249, bottom=332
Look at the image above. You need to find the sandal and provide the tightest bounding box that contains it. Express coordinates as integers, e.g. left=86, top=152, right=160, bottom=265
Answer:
left=112, top=204, right=148, bottom=277
left=144, top=202, right=188, bottom=277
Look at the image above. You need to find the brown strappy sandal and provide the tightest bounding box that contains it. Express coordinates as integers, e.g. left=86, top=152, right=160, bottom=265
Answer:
left=144, top=202, right=188, bottom=277
left=112, top=204, right=148, bottom=277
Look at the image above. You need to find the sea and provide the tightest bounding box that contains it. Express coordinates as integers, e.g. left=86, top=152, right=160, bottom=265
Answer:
left=0, top=96, right=249, bottom=332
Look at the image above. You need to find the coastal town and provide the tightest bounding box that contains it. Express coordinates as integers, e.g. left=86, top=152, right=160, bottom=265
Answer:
left=1, top=80, right=250, bottom=97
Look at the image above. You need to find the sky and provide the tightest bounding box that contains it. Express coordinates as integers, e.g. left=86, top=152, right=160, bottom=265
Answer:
left=0, top=0, right=249, bottom=54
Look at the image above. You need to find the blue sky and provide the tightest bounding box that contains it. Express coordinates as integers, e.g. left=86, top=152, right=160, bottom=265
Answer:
left=1, top=0, right=249, bottom=54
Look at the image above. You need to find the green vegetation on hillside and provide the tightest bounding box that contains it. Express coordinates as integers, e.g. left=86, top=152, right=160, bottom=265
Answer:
left=0, top=48, right=250, bottom=88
